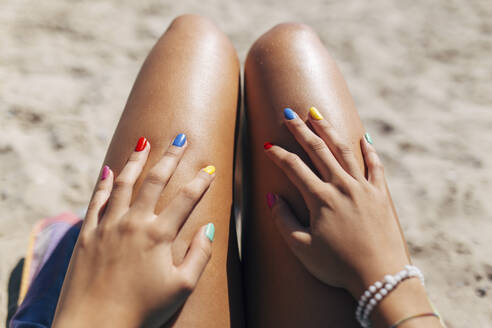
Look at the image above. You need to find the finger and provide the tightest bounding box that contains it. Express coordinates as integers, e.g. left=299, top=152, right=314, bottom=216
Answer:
left=360, top=133, right=385, bottom=189
left=84, top=165, right=114, bottom=230
left=308, top=107, right=364, bottom=181
left=105, top=137, right=150, bottom=218
left=282, top=107, right=350, bottom=182
left=156, top=166, right=215, bottom=238
left=177, top=223, right=214, bottom=292
left=133, top=133, right=187, bottom=213
left=268, top=194, right=312, bottom=259
left=264, top=143, right=324, bottom=204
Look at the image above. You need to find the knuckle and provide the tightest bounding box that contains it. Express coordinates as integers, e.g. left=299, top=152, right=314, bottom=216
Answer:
left=320, top=121, right=336, bottom=136
left=312, top=184, right=329, bottom=198
left=145, top=171, right=167, bottom=187
left=94, top=181, right=109, bottom=193
left=147, top=225, right=173, bottom=243
left=127, top=152, right=142, bottom=163
left=159, top=231, right=174, bottom=243
left=197, top=174, right=213, bottom=187
left=76, top=232, right=92, bottom=249
left=95, top=188, right=110, bottom=199
left=360, top=179, right=372, bottom=191
left=87, top=193, right=105, bottom=212
left=181, top=185, right=203, bottom=201
left=306, top=137, right=327, bottom=152
left=312, top=186, right=333, bottom=204
left=198, top=242, right=212, bottom=261
left=96, top=223, right=110, bottom=239
left=164, top=147, right=181, bottom=159
left=335, top=142, right=352, bottom=157
left=118, top=218, right=139, bottom=235
left=86, top=201, right=100, bottom=215
left=290, top=118, right=303, bottom=128
left=113, top=178, right=132, bottom=191
left=371, top=158, right=385, bottom=171
left=281, top=153, right=301, bottom=169
left=179, top=274, right=196, bottom=294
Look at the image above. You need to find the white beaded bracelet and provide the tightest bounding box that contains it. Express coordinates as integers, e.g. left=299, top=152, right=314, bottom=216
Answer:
left=355, top=265, right=425, bottom=328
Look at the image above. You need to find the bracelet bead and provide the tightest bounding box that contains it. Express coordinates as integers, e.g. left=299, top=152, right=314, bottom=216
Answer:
left=355, top=265, right=425, bottom=328
left=384, top=275, right=396, bottom=285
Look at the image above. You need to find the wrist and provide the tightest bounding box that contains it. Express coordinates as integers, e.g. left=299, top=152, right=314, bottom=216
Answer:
left=52, top=296, right=143, bottom=328
left=366, top=278, right=440, bottom=328
left=347, top=259, right=411, bottom=299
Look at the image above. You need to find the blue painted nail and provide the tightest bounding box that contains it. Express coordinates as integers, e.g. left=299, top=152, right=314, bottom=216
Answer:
left=172, top=133, right=186, bottom=147
left=283, top=108, right=296, bottom=120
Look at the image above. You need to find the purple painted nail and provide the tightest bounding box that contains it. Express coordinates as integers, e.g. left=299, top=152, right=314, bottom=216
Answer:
left=266, top=193, right=276, bottom=209
left=101, top=165, right=110, bottom=180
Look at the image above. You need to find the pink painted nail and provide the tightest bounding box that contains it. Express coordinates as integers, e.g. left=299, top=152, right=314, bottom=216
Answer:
left=266, top=193, right=276, bottom=209
left=101, top=165, right=110, bottom=180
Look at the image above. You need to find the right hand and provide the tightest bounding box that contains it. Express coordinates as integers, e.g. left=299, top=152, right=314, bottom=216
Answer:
left=265, top=108, right=410, bottom=297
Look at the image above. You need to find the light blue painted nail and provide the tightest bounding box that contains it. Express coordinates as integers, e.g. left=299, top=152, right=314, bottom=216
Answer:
left=283, top=107, right=296, bottom=120
left=364, top=132, right=373, bottom=145
left=172, top=133, right=186, bottom=147
left=205, top=223, right=215, bottom=242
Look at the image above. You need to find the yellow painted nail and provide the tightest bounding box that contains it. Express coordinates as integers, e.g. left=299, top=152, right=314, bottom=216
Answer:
left=203, top=165, right=216, bottom=175
left=309, top=106, right=324, bottom=120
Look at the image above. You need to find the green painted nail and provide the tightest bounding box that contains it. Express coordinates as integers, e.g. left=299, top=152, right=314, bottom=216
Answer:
left=205, top=223, right=215, bottom=242
left=364, top=132, right=373, bottom=145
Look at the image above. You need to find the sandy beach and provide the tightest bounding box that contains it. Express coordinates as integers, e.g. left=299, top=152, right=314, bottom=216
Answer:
left=1, top=0, right=491, bottom=326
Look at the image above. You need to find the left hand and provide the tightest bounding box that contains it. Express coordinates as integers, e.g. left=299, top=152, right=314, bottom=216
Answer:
left=52, top=136, right=216, bottom=328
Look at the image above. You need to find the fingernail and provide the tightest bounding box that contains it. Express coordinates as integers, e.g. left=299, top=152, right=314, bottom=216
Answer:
left=205, top=223, right=215, bottom=242
left=364, top=132, right=373, bottom=145
left=264, top=142, right=273, bottom=150
left=172, top=133, right=186, bottom=147
left=101, top=165, right=110, bottom=180
left=283, top=107, right=296, bottom=120
left=135, top=137, right=148, bottom=151
left=266, top=193, right=276, bottom=209
left=309, top=107, right=324, bottom=120
left=203, top=165, right=216, bottom=175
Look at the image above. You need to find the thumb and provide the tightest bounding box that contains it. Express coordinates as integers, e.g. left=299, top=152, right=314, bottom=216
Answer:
left=178, top=223, right=214, bottom=290
left=268, top=193, right=312, bottom=258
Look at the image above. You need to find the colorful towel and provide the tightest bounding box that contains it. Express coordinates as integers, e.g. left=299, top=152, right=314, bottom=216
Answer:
left=10, top=212, right=82, bottom=328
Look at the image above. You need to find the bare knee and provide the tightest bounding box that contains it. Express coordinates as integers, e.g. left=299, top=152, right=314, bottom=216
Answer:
left=266, top=22, right=317, bottom=38
left=247, top=22, right=319, bottom=61
left=160, top=14, right=237, bottom=62
left=168, top=14, right=218, bottom=34
left=245, top=22, right=340, bottom=87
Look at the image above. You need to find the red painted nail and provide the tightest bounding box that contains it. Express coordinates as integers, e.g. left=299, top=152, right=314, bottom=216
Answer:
left=135, top=137, right=147, bottom=152
left=264, top=142, right=273, bottom=150
left=101, top=165, right=110, bottom=180
left=266, top=193, right=276, bottom=209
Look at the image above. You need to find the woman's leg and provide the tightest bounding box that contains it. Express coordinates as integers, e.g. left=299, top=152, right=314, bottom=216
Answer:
left=243, top=23, right=367, bottom=327
left=102, top=15, right=243, bottom=327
